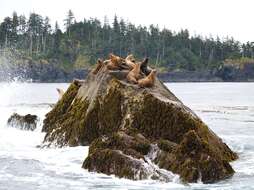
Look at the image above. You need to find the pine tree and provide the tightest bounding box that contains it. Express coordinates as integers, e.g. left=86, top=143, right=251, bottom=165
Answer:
left=64, top=9, right=75, bottom=37
left=52, top=21, right=62, bottom=56
left=42, top=16, right=51, bottom=53
left=11, top=11, right=19, bottom=44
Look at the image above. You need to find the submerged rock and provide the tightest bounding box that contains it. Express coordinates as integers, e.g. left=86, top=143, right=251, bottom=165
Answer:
left=42, top=61, right=238, bottom=183
left=7, top=113, right=38, bottom=131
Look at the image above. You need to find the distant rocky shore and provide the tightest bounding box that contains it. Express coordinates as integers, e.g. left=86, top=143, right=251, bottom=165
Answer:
left=1, top=58, right=254, bottom=82
left=0, top=58, right=88, bottom=82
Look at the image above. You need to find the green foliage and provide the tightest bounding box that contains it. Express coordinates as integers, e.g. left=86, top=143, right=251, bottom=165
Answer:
left=0, top=10, right=253, bottom=72
left=74, top=54, right=91, bottom=69
left=224, top=57, right=254, bottom=70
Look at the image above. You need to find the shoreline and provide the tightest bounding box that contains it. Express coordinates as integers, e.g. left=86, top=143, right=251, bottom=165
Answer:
left=1, top=78, right=254, bottom=83
left=1, top=65, right=254, bottom=83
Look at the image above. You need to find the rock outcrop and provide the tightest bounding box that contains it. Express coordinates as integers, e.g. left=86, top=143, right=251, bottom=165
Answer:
left=215, top=63, right=254, bottom=81
left=42, top=57, right=238, bottom=183
left=7, top=113, right=38, bottom=131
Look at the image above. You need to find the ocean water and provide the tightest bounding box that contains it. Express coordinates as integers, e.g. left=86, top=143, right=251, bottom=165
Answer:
left=0, top=82, right=253, bottom=190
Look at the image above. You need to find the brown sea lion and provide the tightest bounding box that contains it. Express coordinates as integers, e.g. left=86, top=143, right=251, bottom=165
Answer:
left=138, top=69, right=157, bottom=88
left=56, top=88, right=65, bottom=100
left=92, top=59, right=104, bottom=75
left=106, top=53, right=124, bottom=70
left=140, top=57, right=152, bottom=76
left=125, top=54, right=136, bottom=69
left=126, top=62, right=142, bottom=84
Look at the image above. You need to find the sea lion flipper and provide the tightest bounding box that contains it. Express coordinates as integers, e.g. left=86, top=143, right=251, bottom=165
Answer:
left=124, top=54, right=136, bottom=70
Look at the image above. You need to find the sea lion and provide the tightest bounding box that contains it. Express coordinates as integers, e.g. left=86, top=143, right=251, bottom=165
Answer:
left=56, top=88, right=65, bottom=100
left=126, top=62, right=142, bottom=84
left=125, top=54, right=136, bottom=69
left=92, top=59, right=104, bottom=75
left=106, top=53, right=124, bottom=70
left=140, top=57, right=152, bottom=76
left=138, top=69, right=157, bottom=88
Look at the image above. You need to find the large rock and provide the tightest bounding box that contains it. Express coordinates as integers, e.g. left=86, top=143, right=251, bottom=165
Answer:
left=82, top=132, right=175, bottom=181
left=42, top=65, right=238, bottom=183
left=7, top=113, right=38, bottom=131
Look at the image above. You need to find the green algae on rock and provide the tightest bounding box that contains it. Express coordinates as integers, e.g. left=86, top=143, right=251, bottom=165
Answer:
left=42, top=61, right=238, bottom=183
left=154, top=130, right=235, bottom=183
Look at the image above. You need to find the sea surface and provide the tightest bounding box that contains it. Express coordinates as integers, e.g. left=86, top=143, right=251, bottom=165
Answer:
left=0, top=82, right=253, bottom=190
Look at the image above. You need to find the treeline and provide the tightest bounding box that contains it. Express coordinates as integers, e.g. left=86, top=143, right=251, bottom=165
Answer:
left=1, top=10, right=254, bottom=71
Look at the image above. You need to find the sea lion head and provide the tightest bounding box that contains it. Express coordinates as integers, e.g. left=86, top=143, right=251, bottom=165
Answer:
left=109, top=53, right=116, bottom=63
left=97, top=58, right=103, bottom=64
left=126, top=54, right=135, bottom=62
left=151, top=69, right=157, bottom=79
left=140, top=57, right=152, bottom=76
left=147, top=69, right=157, bottom=79
left=142, top=57, right=149, bottom=65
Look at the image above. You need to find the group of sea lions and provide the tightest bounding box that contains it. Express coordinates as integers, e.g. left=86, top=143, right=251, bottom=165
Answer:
left=92, top=53, right=157, bottom=88
left=56, top=54, right=156, bottom=100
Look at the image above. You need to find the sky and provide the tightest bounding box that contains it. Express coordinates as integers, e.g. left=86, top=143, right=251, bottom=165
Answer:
left=1, top=0, right=253, bottom=43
